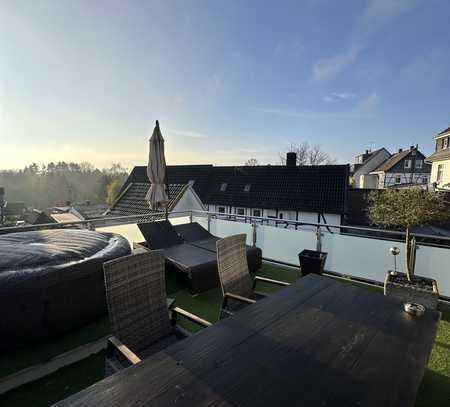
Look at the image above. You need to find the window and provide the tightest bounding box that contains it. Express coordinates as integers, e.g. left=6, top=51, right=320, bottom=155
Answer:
left=415, top=160, right=423, bottom=169
left=236, top=208, right=245, bottom=216
left=253, top=209, right=261, bottom=217
left=422, top=177, right=428, bottom=184
left=243, top=184, right=251, bottom=192
left=444, top=138, right=449, bottom=149
left=220, top=183, right=227, bottom=191
left=218, top=206, right=225, bottom=214
left=395, top=176, right=401, bottom=184
left=279, top=213, right=284, bottom=220
left=437, top=164, right=444, bottom=182
left=404, top=160, right=411, bottom=169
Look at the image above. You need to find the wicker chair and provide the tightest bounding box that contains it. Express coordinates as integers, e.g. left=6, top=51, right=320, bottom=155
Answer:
left=103, top=250, right=211, bottom=376
left=216, top=234, right=289, bottom=319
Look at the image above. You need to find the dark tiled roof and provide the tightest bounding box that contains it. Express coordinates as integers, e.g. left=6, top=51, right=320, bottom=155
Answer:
left=108, top=183, right=186, bottom=217
left=72, top=203, right=108, bottom=220
left=205, top=165, right=348, bottom=213
left=124, top=165, right=212, bottom=202
left=123, top=164, right=348, bottom=214
left=372, top=150, right=411, bottom=172
left=23, top=210, right=55, bottom=225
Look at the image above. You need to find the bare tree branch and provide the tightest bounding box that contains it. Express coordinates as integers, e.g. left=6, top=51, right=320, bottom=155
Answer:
left=280, top=142, right=335, bottom=165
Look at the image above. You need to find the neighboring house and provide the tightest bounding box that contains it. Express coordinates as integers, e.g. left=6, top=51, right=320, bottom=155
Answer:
left=105, top=183, right=205, bottom=221
left=51, top=212, right=83, bottom=224
left=369, top=145, right=431, bottom=188
left=3, top=202, right=27, bottom=217
left=351, top=148, right=391, bottom=188
left=122, top=154, right=349, bottom=227
left=70, top=202, right=108, bottom=220
left=427, top=126, right=450, bottom=191
left=23, top=210, right=56, bottom=225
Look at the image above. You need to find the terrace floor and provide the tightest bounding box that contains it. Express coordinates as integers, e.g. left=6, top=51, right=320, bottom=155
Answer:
left=1, top=262, right=449, bottom=407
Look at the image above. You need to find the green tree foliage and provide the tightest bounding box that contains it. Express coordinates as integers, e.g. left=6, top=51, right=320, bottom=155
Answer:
left=106, top=179, right=124, bottom=207
left=0, top=162, right=128, bottom=209
left=368, top=188, right=449, bottom=280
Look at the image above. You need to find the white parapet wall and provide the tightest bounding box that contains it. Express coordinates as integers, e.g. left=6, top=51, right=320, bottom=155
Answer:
left=193, top=214, right=450, bottom=298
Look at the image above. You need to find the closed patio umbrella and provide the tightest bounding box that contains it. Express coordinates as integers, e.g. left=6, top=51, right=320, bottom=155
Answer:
left=145, top=120, right=169, bottom=216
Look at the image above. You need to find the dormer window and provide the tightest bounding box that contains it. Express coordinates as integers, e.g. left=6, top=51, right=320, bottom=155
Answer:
left=415, top=160, right=423, bottom=169
left=404, top=160, right=411, bottom=169
left=244, top=184, right=251, bottom=192
left=220, top=183, right=227, bottom=191
left=444, top=138, right=449, bottom=149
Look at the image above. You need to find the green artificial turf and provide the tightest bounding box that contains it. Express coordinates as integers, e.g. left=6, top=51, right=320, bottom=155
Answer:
left=0, top=317, right=110, bottom=378
left=2, top=263, right=450, bottom=407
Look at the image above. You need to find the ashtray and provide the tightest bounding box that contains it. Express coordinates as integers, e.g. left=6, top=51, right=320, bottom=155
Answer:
left=404, top=302, right=425, bottom=316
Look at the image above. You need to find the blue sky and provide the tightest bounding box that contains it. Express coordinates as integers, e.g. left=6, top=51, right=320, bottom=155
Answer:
left=1, top=0, right=449, bottom=169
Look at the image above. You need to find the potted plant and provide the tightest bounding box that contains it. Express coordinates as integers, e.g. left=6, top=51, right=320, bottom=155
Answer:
left=368, top=188, right=448, bottom=309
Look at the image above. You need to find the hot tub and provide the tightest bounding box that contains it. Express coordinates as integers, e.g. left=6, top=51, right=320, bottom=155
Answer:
left=0, top=229, right=131, bottom=351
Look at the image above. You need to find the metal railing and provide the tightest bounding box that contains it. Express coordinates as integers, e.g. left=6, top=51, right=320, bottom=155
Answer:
left=1, top=208, right=450, bottom=246
left=1, top=208, right=449, bottom=300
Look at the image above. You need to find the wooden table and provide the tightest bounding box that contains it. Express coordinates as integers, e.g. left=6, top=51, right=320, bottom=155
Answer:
left=54, top=275, right=440, bottom=407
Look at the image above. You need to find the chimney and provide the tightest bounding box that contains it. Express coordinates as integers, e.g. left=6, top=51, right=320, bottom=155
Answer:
left=398, top=148, right=403, bottom=153
left=286, top=152, right=297, bottom=167
left=365, top=149, right=369, bottom=155
left=410, top=145, right=415, bottom=151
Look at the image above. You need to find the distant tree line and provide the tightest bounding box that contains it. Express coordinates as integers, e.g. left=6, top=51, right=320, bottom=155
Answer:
left=0, top=162, right=128, bottom=210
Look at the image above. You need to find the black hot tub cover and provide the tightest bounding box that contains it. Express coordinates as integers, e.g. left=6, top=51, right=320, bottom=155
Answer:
left=0, top=229, right=131, bottom=350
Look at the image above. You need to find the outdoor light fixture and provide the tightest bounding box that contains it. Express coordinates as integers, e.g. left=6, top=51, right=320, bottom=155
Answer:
left=389, top=246, right=400, bottom=274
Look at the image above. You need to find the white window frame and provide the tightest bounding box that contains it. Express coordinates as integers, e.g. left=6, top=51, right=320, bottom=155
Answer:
left=404, top=160, right=411, bottom=169
left=415, top=160, right=423, bottom=169
left=395, top=176, right=401, bottom=184
left=236, top=207, right=245, bottom=216
left=437, top=164, right=444, bottom=182
left=252, top=209, right=261, bottom=217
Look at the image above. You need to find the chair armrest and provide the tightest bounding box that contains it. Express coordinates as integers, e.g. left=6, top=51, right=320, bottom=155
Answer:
left=224, top=292, right=256, bottom=304
left=166, top=297, right=176, bottom=310
left=171, top=307, right=212, bottom=328
left=107, top=336, right=141, bottom=365
left=254, top=276, right=290, bottom=287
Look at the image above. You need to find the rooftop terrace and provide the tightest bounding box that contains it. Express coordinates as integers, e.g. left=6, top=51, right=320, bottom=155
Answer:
left=0, top=211, right=449, bottom=406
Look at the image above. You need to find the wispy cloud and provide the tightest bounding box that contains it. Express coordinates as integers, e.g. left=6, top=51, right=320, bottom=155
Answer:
left=167, top=128, right=208, bottom=139
left=312, top=45, right=363, bottom=81
left=323, top=92, right=357, bottom=103
left=357, top=0, right=419, bottom=38
left=257, top=93, right=378, bottom=120
left=312, top=0, right=418, bottom=81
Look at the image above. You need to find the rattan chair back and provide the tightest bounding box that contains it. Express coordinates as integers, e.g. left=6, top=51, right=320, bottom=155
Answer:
left=103, top=250, right=171, bottom=353
left=216, top=234, right=253, bottom=298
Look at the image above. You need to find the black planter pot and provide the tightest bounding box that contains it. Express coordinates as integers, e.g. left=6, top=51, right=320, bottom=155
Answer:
left=298, top=249, right=328, bottom=276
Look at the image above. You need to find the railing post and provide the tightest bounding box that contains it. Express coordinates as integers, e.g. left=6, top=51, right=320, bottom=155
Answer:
left=207, top=213, right=211, bottom=232
left=316, top=227, right=322, bottom=252
left=252, top=222, right=257, bottom=247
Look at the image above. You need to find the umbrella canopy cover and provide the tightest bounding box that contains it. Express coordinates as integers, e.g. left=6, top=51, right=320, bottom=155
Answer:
left=145, top=121, right=169, bottom=210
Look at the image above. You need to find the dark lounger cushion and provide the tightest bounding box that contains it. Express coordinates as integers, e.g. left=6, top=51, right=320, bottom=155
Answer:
left=174, top=222, right=215, bottom=242
left=138, top=221, right=183, bottom=249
